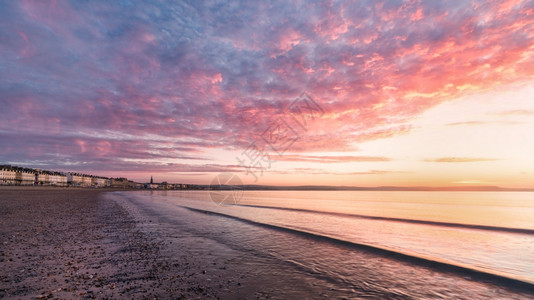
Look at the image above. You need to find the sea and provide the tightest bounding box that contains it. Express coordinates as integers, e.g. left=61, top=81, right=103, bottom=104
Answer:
left=107, top=190, right=534, bottom=299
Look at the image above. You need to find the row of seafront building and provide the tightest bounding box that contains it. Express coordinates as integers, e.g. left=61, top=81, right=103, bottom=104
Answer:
left=0, top=165, right=135, bottom=188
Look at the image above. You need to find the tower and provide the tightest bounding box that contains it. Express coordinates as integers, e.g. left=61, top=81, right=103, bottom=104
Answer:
left=150, top=176, right=153, bottom=184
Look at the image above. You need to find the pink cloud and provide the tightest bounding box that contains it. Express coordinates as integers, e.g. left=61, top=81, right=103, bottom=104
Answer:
left=425, top=157, right=499, bottom=163
left=1, top=0, right=533, bottom=178
left=277, top=155, right=390, bottom=163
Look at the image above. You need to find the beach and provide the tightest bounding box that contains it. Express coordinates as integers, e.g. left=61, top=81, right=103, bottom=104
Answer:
left=2, top=188, right=533, bottom=299
left=0, top=188, right=333, bottom=299
left=0, top=187, right=219, bottom=299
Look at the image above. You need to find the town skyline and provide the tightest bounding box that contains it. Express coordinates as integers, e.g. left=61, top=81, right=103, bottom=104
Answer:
left=3, top=163, right=534, bottom=193
left=0, top=164, right=193, bottom=189
left=1, top=1, right=534, bottom=188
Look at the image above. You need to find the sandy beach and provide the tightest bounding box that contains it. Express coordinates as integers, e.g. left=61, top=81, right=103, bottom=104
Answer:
left=0, top=187, right=340, bottom=299
left=3, top=188, right=532, bottom=299
left=0, top=187, right=219, bottom=299
left=1, top=187, right=323, bottom=299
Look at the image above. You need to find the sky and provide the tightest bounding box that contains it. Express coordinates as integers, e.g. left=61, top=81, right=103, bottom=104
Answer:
left=1, top=0, right=533, bottom=187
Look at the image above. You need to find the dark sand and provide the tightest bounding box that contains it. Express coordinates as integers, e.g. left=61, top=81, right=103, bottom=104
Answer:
left=4, top=188, right=530, bottom=299
left=1, top=187, right=337, bottom=299
left=0, top=187, right=218, bottom=299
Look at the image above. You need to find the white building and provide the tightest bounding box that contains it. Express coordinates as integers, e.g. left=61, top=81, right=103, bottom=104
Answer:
left=67, top=173, right=84, bottom=186
left=82, top=176, right=92, bottom=187
left=16, top=169, right=35, bottom=185
left=49, top=172, right=67, bottom=186
left=91, top=176, right=110, bottom=188
left=36, top=172, right=50, bottom=185
left=0, top=167, right=16, bottom=185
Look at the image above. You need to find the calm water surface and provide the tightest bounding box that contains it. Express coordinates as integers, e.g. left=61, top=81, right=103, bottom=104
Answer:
left=167, top=191, right=534, bottom=282
left=114, top=190, right=534, bottom=298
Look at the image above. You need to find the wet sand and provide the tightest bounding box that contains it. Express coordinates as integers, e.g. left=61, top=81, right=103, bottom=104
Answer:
left=1, top=187, right=334, bottom=299
left=0, top=187, right=219, bottom=299
left=4, top=188, right=530, bottom=299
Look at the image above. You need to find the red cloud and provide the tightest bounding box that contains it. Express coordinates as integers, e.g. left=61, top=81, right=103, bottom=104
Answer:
left=1, top=0, right=533, bottom=177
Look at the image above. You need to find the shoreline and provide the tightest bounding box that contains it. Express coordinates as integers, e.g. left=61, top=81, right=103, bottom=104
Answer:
left=2, top=188, right=533, bottom=299
left=0, top=188, right=212, bottom=298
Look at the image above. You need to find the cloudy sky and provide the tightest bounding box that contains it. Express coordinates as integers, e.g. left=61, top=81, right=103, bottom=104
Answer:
left=1, top=0, right=533, bottom=187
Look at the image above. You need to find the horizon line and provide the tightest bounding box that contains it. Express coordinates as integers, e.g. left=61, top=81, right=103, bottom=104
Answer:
left=202, top=184, right=534, bottom=192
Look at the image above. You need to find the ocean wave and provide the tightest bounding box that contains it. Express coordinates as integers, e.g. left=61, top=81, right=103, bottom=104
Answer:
left=235, top=204, right=534, bottom=235
left=181, top=205, right=534, bottom=292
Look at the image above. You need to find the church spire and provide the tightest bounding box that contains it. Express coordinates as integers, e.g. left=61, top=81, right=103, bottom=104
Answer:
left=150, top=176, right=153, bottom=184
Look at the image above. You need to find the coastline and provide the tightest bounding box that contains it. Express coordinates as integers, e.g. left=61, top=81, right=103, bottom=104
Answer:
left=2, top=187, right=533, bottom=299
left=0, top=187, right=212, bottom=299
left=0, top=188, right=367, bottom=299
